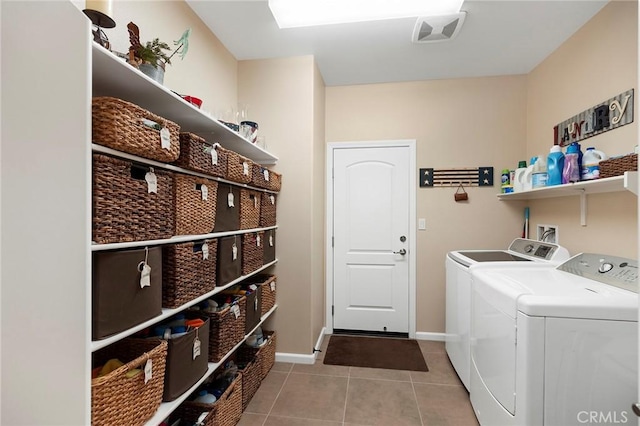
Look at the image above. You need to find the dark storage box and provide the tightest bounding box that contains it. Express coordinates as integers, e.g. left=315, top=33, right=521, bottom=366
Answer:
left=92, top=154, right=175, bottom=244
left=92, top=247, right=163, bottom=340
left=163, top=240, right=218, bottom=308
left=242, top=231, right=264, bottom=276
left=213, top=184, right=241, bottom=232
left=244, top=274, right=276, bottom=316
left=162, top=315, right=210, bottom=401
left=217, top=236, right=243, bottom=286
left=263, top=229, right=276, bottom=265
left=244, top=287, right=262, bottom=334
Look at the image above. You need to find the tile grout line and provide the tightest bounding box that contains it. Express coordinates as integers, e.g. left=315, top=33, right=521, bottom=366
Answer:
left=410, top=378, right=425, bottom=426
left=260, top=363, right=294, bottom=426
left=342, top=367, right=351, bottom=425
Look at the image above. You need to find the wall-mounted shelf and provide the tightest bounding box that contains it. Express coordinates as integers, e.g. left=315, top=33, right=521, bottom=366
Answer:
left=497, top=171, right=638, bottom=225
left=91, top=43, right=278, bottom=165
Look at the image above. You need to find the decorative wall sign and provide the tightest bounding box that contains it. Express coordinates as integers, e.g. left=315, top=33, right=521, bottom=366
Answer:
left=419, top=167, right=494, bottom=187
left=554, top=89, right=634, bottom=147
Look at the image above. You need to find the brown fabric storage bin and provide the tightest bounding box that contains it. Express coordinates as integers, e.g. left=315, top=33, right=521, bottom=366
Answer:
left=93, top=154, right=175, bottom=244
left=91, top=338, right=167, bottom=426
left=175, top=373, right=243, bottom=426
left=174, top=173, right=218, bottom=236
left=213, top=184, right=241, bottom=232
left=163, top=240, right=218, bottom=308
left=247, top=274, right=276, bottom=316
left=92, top=97, right=180, bottom=162
left=243, top=287, right=262, bottom=334
left=242, top=231, right=264, bottom=276
left=226, top=151, right=252, bottom=184
left=175, top=133, right=228, bottom=178
left=200, top=295, right=247, bottom=362
left=239, top=189, right=261, bottom=230
left=162, top=315, right=210, bottom=401
left=251, top=164, right=282, bottom=192
left=263, top=229, right=276, bottom=265
left=217, top=235, right=243, bottom=286
left=92, top=247, right=163, bottom=340
left=259, top=193, right=277, bottom=227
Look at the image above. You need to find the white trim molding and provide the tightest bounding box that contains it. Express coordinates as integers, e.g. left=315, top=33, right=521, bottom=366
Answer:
left=415, top=332, right=446, bottom=341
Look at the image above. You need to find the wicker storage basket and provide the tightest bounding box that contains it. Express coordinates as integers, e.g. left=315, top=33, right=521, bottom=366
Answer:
left=599, top=153, right=638, bottom=179
left=237, top=351, right=262, bottom=410
left=242, top=232, right=264, bottom=276
left=238, top=330, right=276, bottom=382
left=259, top=193, right=277, bottom=227
left=91, top=338, right=168, bottom=426
left=201, top=295, right=247, bottom=362
left=240, top=189, right=261, bottom=230
left=163, top=240, right=218, bottom=308
left=250, top=164, right=282, bottom=192
left=175, top=133, right=229, bottom=178
left=263, top=229, right=276, bottom=265
left=176, top=373, right=243, bottom=426
left=226, top=151, right=253, bottom=184
left=250, top=274, right=276, bottom=316
left=174, top=173, right=218, bottom=236
left=92, top=97, right=180, bottom=162
left=92, top=154, right=175, bottom=244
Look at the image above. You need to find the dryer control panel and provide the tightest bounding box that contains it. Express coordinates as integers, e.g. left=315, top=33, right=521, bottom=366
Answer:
left=557, top=253, right=638, bottom=293
left=508, top=238, right=568, bottom=261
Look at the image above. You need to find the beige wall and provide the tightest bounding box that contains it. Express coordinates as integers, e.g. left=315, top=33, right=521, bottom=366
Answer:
left=326, top=76, right=529, bottom=333
left=526, top=0, right=638, bottom=258
left=238, top=56, right=324, bottom=355
left=104, top=1, right=238, bottom=114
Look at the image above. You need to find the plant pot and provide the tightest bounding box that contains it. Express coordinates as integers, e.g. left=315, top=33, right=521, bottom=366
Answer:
left=139, top=61, right=165, bottom=84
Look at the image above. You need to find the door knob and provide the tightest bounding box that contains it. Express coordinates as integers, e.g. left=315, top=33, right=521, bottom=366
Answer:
left=393, top=249, right=407, bottom=255
left=632, top=403, right=640, bottom=417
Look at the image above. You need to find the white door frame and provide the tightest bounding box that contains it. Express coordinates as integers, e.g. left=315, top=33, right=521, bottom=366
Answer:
left=325, top=139, right=417, bottom=338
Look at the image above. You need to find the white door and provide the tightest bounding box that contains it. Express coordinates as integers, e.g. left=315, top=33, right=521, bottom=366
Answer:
left=332, top=144, right=412, bottom=333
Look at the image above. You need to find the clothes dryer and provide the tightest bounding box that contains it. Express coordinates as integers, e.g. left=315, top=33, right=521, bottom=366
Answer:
left=470, top=253, right=638, bottom=426
left=446, top=239, right=570, bottom=390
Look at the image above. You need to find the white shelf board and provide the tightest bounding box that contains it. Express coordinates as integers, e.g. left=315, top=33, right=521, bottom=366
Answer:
left=497, top=171, right=638, bottom=200
left=91, top=260, right=278, bottom=351
left=91, top=43, right=278, bottom=165
left=144, top=305, right=278, bottom=426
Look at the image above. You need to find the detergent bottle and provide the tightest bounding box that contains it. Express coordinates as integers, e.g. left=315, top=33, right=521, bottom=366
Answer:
left=581, top=147, right=608, bottom=180
left=562, top=142, right=581, bottom=184
left=547, top=145, right=564, bottom=186
left=532, top=154, right=547, bottom=188
left=513, top=161, right=527, bottom=192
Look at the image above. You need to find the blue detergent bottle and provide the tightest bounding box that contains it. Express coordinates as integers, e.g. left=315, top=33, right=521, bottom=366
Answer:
left=547, top=145, right=564, bottom=186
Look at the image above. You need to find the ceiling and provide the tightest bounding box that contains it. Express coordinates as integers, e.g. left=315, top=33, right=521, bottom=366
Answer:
left=186, top=0, right=609, bottom=86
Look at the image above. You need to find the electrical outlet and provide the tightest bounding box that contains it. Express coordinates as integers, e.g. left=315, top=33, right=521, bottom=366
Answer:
left=537, top=224, right=559, bottom=244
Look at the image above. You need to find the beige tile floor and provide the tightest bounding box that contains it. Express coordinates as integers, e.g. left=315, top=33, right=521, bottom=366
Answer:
left=238, top=338, right=479, bottom=426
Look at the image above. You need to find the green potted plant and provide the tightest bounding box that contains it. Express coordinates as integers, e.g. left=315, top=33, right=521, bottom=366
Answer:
left=127, top=22, right=190, bottom=84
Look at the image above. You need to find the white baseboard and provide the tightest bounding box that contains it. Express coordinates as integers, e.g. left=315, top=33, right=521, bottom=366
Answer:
left=415, top=332, right=446, bottom=341
left=274, top=327, right=328, bottom=365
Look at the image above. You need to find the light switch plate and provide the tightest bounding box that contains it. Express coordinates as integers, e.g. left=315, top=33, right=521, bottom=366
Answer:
left=418, top=218, right=426, bottom=230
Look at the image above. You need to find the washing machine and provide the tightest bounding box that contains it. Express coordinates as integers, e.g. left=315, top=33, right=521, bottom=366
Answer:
left=470, top=253, right=638, bottom=426
left=446, top=238, right=570, bottom=390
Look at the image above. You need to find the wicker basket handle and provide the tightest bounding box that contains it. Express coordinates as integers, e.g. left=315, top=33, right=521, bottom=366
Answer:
left=136, top=117, right=165, bottom=132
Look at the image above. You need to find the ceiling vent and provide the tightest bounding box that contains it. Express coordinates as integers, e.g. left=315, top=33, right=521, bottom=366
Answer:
left=412, top=12, right=466, bottom=43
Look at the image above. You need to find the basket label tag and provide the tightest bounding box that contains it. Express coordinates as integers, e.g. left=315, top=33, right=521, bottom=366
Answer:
left=193, top=336, right=201, bottom=360
left=145, top=171, right=158, bottom=194
left=144, top=359, right=153, bottom=384
left=264, top=169, right=270, bottom=181
left=139, top=263, right=151, bottom=288
left=231, top=304, right=240, bottom=318
left=269, top=235, right=274, bottom=247
left=253, top=196, right=258, bottom=208
left=270, top=195, right=275, bottom=205
left=232, top=243, right=238, bottom=260
left=256, top=234, right=261, bottom=247
left=196, top=412, right=208, bottom=425
left=228, top=191, right=235, bottom=208
left=243, top=161, right=249, bottom=175
left=201, top=184, right=209, bottom=201
left=202, top=243, right=209, bottom=260
left=210, top=147, right=218, bottom=165
left=160, top=127, right=171, bottom=150
left=254, top=297, right=259, bottom=311
left=271, top=280, right=276, bottom=291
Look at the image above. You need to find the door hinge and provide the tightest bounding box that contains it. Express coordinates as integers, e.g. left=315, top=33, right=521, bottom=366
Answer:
left=332, top=236, right=334, bottom=247
left=332, top=168, right=334, bottom=179
left=332, top=305, right=334, bottom=316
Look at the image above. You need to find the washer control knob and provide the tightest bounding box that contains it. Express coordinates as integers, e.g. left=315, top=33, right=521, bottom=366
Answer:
left=524, top=244, right=534, bottom=253
left=598, top=262, right=614, bottom=273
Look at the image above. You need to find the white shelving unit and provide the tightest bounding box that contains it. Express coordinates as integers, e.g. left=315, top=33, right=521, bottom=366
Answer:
left=497, top=171, right=638, bottom=225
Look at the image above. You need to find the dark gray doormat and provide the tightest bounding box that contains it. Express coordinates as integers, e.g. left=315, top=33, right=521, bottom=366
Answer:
left=323, top=335, right=428, bottom=371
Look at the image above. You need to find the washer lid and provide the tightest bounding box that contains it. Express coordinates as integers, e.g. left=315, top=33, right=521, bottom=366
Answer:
left=472, top=267, right=638, bottom=321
